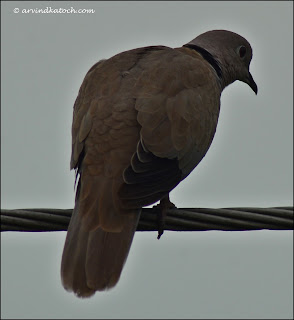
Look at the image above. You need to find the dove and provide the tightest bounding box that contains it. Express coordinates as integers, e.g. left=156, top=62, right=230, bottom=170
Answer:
left=61, top=30, right=258, bottom=297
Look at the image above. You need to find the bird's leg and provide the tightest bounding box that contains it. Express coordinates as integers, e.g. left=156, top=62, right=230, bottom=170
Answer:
left=153, top=194, right=176, bottom=240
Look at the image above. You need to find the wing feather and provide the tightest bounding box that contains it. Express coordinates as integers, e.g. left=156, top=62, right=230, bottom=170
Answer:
left=119, top=47, right=221, bottom=208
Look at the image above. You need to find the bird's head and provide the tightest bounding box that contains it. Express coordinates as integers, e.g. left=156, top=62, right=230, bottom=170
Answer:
left=186, top=30, right=258, bottom=94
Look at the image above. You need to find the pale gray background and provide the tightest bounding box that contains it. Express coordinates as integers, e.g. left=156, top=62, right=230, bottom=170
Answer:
left=1, top=1, right=293, bottom=319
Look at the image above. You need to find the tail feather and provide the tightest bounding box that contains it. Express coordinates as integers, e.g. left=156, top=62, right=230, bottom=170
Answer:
left=86, top=212, right=139, bottom=290
left=61, top=198, right=140, bottom=297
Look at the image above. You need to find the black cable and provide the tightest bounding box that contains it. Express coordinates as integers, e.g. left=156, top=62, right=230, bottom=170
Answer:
left=1, top=206, right=293, bottom=232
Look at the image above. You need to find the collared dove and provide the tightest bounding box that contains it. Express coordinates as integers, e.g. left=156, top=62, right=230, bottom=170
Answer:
left=61, top=30, right=258, bottom=297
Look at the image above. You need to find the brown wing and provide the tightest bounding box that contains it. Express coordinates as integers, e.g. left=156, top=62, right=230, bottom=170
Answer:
left=119, top=47, right=222, bottom=208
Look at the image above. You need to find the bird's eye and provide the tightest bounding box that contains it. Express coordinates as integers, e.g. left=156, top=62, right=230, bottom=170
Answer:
left=238, top=46, right=247, bottom=58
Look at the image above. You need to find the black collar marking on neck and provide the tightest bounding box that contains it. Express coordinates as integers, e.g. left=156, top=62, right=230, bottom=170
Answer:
left=183, top=44, right=223, bottom=79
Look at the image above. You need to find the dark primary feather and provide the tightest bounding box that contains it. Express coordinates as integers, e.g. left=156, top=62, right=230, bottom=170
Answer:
left=119, top=140, right=182, bottom=208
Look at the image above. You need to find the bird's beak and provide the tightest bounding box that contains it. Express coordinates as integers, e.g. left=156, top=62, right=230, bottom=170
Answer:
left=245, top=72, right=258, bottom=95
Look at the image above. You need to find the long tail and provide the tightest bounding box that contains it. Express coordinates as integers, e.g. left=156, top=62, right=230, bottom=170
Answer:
left=61, top=198, right=140, bottom=298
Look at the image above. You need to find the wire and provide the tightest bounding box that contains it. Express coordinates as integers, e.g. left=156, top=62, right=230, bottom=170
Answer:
left=1, top=206, right=293, bottom=232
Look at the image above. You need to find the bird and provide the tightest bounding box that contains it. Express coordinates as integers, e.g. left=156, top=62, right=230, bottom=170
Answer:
left=61, top=29, right=258, bottom=298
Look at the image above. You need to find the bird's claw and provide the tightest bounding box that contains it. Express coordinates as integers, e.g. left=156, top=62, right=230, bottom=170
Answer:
left=153, top=195, right=176, bottom=240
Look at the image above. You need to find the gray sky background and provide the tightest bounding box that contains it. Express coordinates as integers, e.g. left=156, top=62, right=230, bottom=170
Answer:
left=1, top=1, right=293, bottom=319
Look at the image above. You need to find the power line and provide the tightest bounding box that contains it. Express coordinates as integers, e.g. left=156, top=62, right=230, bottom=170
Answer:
left=1, top=206, right=293, bottom=232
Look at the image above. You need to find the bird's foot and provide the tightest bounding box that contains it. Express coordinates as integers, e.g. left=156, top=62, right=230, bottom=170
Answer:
left=153, top=194, right=176, bottom=240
